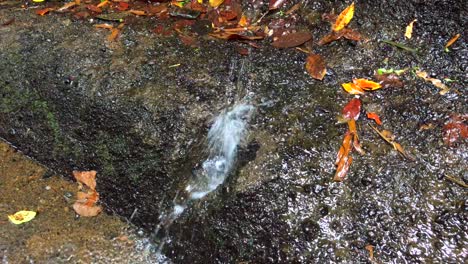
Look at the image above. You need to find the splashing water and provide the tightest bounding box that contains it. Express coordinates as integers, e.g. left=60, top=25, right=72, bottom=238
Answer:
left=154, top=103, right=255, bottom=258
left=186, top=103, right=255, bottom=200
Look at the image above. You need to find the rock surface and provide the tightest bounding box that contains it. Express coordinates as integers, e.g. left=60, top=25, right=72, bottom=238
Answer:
left=0, top=0, right=466, bottom=263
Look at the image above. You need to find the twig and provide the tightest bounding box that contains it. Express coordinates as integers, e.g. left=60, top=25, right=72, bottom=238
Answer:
left=444, top=174, right=468, bottom=188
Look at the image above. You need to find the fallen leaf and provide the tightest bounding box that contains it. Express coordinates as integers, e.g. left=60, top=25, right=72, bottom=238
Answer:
left=272, top=31, right=312, bottom=48
left=374, top=73, right=404, bottom=88
left=108, top=27, right=121, bottom=41
left=367, top=112, right=382, bottom=125
left=57, top=1, right=77, bottom=12
left=36, top=8, right=54, bottom=16
left=348, top=119, right=364, bottom=154
left=332, top=2, right=355, bottom=32
left=8, top=211, right=36, bottom=225
left=117, top=2, right=129, bottom=11
left=96, top=0, right=109, bottom=8
left=442, top=114, right=468, bottom=147
left=419, top=123, right=434, bottom=131
left=128, top=10, right=146, bottom=16
left=405, top=19, right=416, bottom=39
left=209, top=0, right=224, bottom=8
left=416, top=70, right=450, bottom=95
left=86, top=5, right=102, bottom=13
left=238, top=14, right=249, bottom=27
left=342, top=82, right=364, bottom=95
left=94, top=23, right=114, bottom=29
left=334, top=132, right=353, bottom=182
left=73, top=202, right=102, bottom=217
left=341, top=28, right=362, bottom=41
left=73, top=170, right=97, bottom=190
left=269, top=0, right=287, bottom=11
left=370, top=125, right=414, bottom=160
left=365, top=245, right=375, bottom=261
left=353, top=78, right=381, bottom=91
left=342, top=98, right=361, bottom=121
left=318, top=28, right=361, bottom=45
left=445, top=33, right=460, bottom=49
left=305, top=54, right=327, bottom=80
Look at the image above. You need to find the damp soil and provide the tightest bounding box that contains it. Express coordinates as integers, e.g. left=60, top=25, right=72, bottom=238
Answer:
left=0, top=0, right=467, bottom=263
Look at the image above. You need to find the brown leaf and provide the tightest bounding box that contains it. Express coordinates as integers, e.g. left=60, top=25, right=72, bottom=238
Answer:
left=36, top=8, right=54, bottom=16
left=416, top=70, right=450, bottom=95
left=341, top=28, right=362, bottom=41
left=86, top=4, right=102, bottom=13
left=72, top=170, right=97, bottom=190
left=272, top=31, right=312, bottom=48
left=374, top=73, right=404, bottom=88
left=318, top=31, right=342, bottom=45
left=442, top=114, right=468, bottom=147
left=73, top=202, right=102, bottom=217
left=305, top=54, right=327, bottom=80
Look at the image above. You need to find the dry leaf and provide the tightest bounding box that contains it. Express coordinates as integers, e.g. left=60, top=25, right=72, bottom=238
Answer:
left=272, top=32, right=312, bottom=48
left=94, top=23, right=113, bottom=29
left=57, top=1, right=77, bottom=12
left=305, top=54, right=327, bottom=80
left=332, top=2, right=355, bottom=32
left=353, top=78, right=381, bottom=90
left=416, top=70, right=450, bottom=95
left=334, top=132, right=353, bottom=182
left=405, top=19, right=416, bottom=39
left=445, top=33, right=460, bottom=49
left=73, top=203, right=102, bottom=217
left=442, top=114, right=468, bottom=147
left=86, top=4, right=102, bottom=13
left=342, top=98, right=361, bottom=121
left=374, top=73, right=404, bottom=88
left=342, top=82, right=365, bottom=95
left=128, top=10, right=146, bottom=16
left=8, top=211, right=36, bottom=225
left=36, top=8, right=54, bottom=16
left=209, top=0, right=224, bottom=8
left=269, top=0, right=287, bottom=10
left=96, top=0, right=109, bottom=8
left=367, top=112, right=382, bottom=125
left=365, top=245, right=375, bottom=261
left=370, top=125, right=414, bottom=160
left=73, top=170, right=97, bottom=190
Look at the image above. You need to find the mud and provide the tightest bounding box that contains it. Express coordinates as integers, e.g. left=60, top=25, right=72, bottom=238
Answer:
left=0, top=0, right=467, bottom=263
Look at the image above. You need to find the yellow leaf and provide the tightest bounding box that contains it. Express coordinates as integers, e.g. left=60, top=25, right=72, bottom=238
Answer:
left=197, top=0, right=203, bottom=3
left=342, top=82, right=365, bottom=94
left=33, top=0, right=45, bottom=2
left=416, top=70, right=450, bottom=95
left=209, top=0, right=224, bottom=8
left=8, top=211, right=36, bottom=224
left=405, top=19, right=416, bottom=39
left=332, top=2, right=355, bottom=32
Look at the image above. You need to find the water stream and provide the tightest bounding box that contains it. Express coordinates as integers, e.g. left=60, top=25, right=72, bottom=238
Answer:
left=154, top=102, right=255, bottom=260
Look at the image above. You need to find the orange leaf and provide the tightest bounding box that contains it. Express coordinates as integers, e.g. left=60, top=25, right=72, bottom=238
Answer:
left=96, top=0, right=109, bottom=8
left=342, top=82, right=364, bottom=94
left=94, top=23, right=113, bottom=29
left=73, top=202, right=102, bottom=217
left=57, top=2, right=77, bottom=12
left=445, top=33, right=460, bottom=49
left=367, top=112, right=382, bottom=125
left=334, top=154, right=352, bottom=182
left=415, top=70, right=450, bottom=95
left=305, top=54, right=327, bottom=80
left=238, top=14, right=249, bottom=27
left=353, top=78, right=381, bottom=90
left=86, top=4, right=102, bottom=13
left=72, top=170, right=97, bottom=190
left=36, top=8, right=54, bottom=16
left=332, top=2, right=355, bottom=32
left=117, top=2, right=129, bottom=11
left=108, top=28, right=121, bottom=41
left=128, top=10, right=146, bottom=16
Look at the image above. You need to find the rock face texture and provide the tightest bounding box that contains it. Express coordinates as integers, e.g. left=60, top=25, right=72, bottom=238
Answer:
left=0, top=1, right=466, bottom=263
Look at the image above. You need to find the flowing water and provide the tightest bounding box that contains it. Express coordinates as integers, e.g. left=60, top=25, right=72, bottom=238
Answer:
left=153, top=102, right=255, bottom=260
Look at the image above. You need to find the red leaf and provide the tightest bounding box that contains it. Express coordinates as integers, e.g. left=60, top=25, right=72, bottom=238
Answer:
left=442, top=115, right=468, bottom=147
left=117, top=2, right=129, bottom=11
left=269, top=0, right=287, bottom=10
left=367, top=112, right=382, bottom=125
left=342, top=98, right=361, bottom=121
